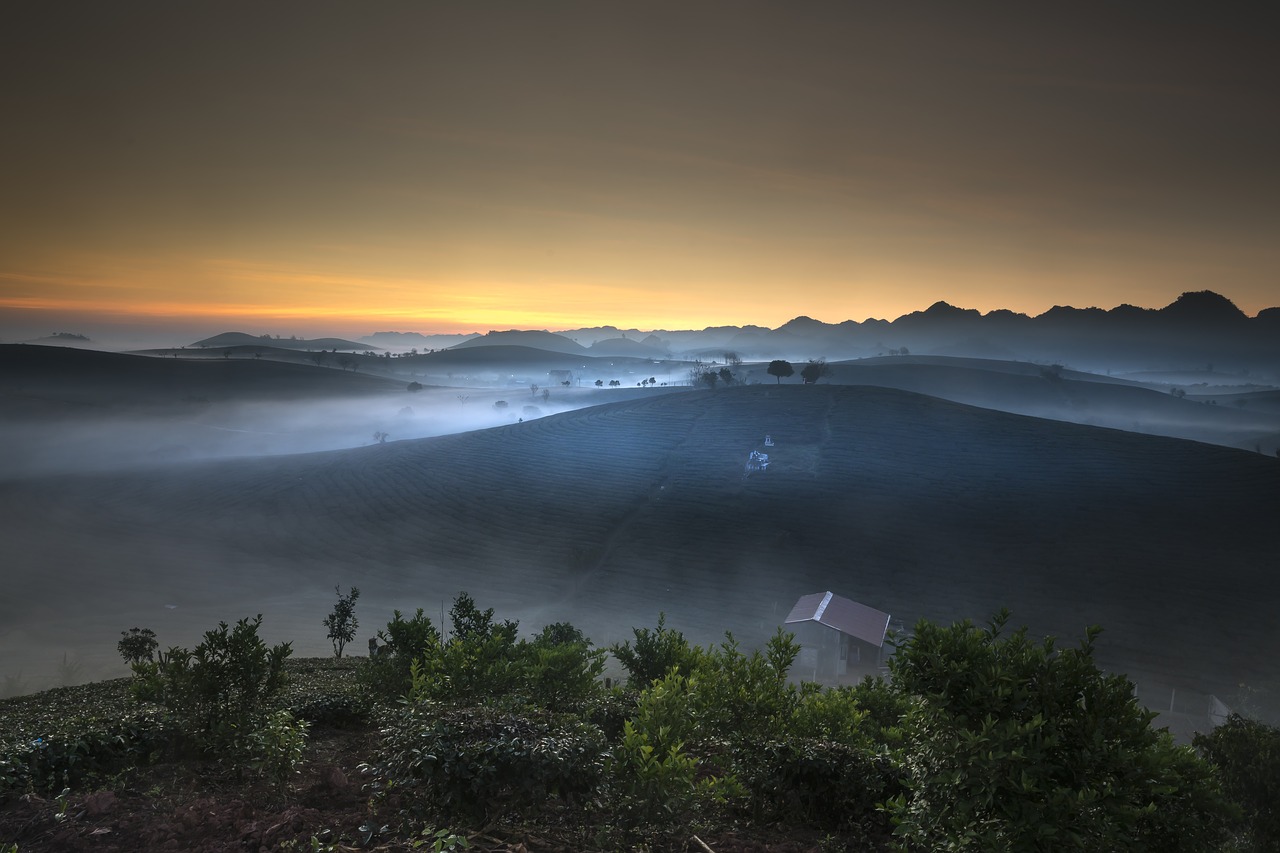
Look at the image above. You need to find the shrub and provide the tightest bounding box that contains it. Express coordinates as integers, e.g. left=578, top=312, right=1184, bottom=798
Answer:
left=166, top=615, right=291, bottom=735
left=520, top=627, right=607, bottom=712
left=138, top=615, right=294, bottom=764
left=602, top=717, right=743, bottom=840
left=116, top=627, right=158, bottom=665
left=734, top=736, right=898, bottom=837
left=843, top=675, right=911, bottom=747
left=392, top=597, right=605, bottom=713
left=789, top=683, right=872, bottom=746
left=322, top=585, right=360, bottom=658
left=359, top=608, right=441, bottom=702
left=1, top=708, right=174, bottom=794
left=691, top=630, right=799, bottom=745
left=883, top=610, right=1235, bottom=852
left=1195, top=713, right=1280, bottom=851
left=609, top=613, right=702, bottom=688
left=244, top=708, right=310, bottom=789
left=370, top=702, right=607, bottom=825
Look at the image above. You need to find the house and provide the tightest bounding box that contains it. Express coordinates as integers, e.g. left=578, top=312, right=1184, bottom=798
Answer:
left=784, top=591, right=891, bottom=681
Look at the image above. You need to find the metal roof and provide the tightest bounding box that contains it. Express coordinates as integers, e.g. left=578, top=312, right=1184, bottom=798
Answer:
left=784, top=591, right=890, bottom=648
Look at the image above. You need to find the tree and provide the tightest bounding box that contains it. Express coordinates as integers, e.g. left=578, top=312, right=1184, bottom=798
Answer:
left=322, top=586, right=360, bottom=657
left=1195, top=714, right=1280, bottom=850
left=117, top=627, right=159, bottom=665
left=407, top=381, right=423, bottom=392
left=595, top=379, right=604, bottom=387
left=884, top=610, right=1235, bottom=851
left=700, top=370, right=719, bottom=389
left=767, top=360, right=794, bottom=384
left=800, top=358, right=829, bottom=384
left=609, top=613, right=701, bottom=688
left=718, top=367, right=734, bottom=386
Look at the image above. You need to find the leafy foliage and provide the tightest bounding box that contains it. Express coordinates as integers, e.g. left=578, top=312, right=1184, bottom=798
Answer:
left=0, top=654, right=371, bottom=797
left=150, top=615, right=292, bottom=748
left=322, top=585, right=360, bottom=658
left=396, top=595, right=606, bottom=713
left=800, top=358, right=830, bottom=384
left=358, top=608, right=441, bottom=701
left=2, top=606, right=1252, bottom=851
left=767, top=359, right=794, bottom=383
left=608, top=613, right=702, bottom=689
left=1195, top=713, right=1280, bottom=851
left=735, top=736, right=898, bottom=837
left=116, top=627, right=159, bottom=665
left=602, top=717, right=742, bottom=836
left=370, top=703, right=607, bottom=824
left=123, top=614, right=302, bottom=782
left=244, top=708, right=310, bottom=789
left=884, top=610, right=1235, bottom=852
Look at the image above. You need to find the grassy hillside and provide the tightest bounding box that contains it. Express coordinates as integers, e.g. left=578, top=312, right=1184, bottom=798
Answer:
left=3, top=384, right=1275, bottom=711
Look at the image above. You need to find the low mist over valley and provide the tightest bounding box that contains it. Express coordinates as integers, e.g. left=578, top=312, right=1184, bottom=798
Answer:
left=2, top=292, right=1279, bottom=734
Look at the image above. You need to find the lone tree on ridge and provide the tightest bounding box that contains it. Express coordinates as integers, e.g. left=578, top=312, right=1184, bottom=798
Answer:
left=800, top=358, right=830, bottom=384
left=767, top=359, right=794, bottom=384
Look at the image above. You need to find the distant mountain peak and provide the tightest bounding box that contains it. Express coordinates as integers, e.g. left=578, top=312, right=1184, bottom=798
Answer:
left=1160, top=290, right=1246, bottom=322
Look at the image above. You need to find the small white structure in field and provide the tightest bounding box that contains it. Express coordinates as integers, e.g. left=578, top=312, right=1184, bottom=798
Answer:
left=745, top=449, right=770, bottom=473
left=764, top=434, right=774, bottom=447
left=785, top=591, right=891, bottom=680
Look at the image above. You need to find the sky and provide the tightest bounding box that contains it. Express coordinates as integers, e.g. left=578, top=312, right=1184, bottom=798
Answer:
left=2, top=1, right=1277, bottom=343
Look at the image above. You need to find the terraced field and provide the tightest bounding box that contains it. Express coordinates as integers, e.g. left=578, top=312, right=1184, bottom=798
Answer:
left=3, top=385, right=1277, bottom=711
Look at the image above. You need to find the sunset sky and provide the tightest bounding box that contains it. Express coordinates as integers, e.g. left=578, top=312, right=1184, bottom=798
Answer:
left=2, top=2, right=1277, bottom=342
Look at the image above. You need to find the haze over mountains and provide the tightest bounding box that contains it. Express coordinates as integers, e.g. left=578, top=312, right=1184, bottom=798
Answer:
left=1, top=290, right=1278, bottom=734
left=523, top=290, right=1280, bottom=370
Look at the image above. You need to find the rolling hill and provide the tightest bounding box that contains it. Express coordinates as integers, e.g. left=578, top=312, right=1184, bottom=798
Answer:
left=2, top=384, right=1276, bottom=718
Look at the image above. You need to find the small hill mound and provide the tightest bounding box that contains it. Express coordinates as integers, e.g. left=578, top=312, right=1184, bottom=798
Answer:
left=450, top=330, right=587, bottom=355
left=190, top=332, right=372, bottom=351
left=586, top=337, right=668, bottom=358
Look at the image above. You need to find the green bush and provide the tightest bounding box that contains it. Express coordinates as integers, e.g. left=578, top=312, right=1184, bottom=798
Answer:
left=690, top=630, right=799, bottom=745
left=2, top=709, right=173, bottom=794
left=244, top=709, right=310, bottom=789
left=603, top=717, right=741, bottom=827
left=370, top=702, right=607, bottom=824
left=1195, top=713, right=1280, bottom=851
left=127, top=614, right=299, bottom=777
left=609, top=613, right=702, bottom=688
left=789, top=684, right=872, bottom=746
left=616, top=628, right=803, bottom=757
left=322, top=585, right=360, bottom=658
left=883, top=610, right=1235, bottom=852
left=388, top=596, right=606, bottom=713
left=116, top=627, right=159, bottom=665
left=358, top=608, right=441, bottom=701
left=156, top=615, right=291, bottom=747
left=520, top=625, right=607, bottom=712
left=734, top=736, right=898, bottom=837
left=843, top=675, right=911, bottom=747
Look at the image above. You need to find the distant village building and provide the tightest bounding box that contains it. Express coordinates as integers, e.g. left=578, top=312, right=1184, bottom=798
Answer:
left=745, top=450, right=769, bottom=473
left=784, top=591, right=891, bottom=681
